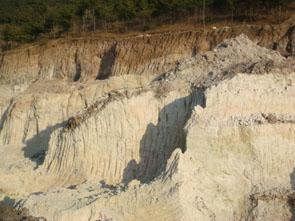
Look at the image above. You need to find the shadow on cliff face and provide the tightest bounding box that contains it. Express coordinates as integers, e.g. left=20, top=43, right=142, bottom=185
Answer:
left=0, top=196, right=46, bottom=221
left=22, top=122, right=65, bottom=167
left=289, top=169, right=295, bottom=221
left=122, top=88, right=205, bottom=185
left=122, top=159, right=138, bottom=185
left=96, top=43, right=117, bottom=80
left=286, top=26, right=295, bottom=56
left=73, top=51, right=81, bottom=82
left=0, top=100, right=15, bottom=135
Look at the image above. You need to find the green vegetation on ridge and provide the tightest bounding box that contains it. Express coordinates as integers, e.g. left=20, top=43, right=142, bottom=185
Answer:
left=0, top=0, right=293, bottom=44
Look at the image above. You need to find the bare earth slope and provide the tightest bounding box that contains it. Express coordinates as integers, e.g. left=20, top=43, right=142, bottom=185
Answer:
left=0, top=16, right=294, bottom=86
left=0, top=32, right=294, bottom=220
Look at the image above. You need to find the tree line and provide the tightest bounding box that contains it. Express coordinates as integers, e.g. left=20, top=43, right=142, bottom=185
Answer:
left=0, top=0, right=293, bottom=43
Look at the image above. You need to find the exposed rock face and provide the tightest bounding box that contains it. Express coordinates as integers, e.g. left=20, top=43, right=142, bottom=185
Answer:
left=181, top=73, right=295, bottom=220
left=13, top=72, right=295, bottom=221
left=0, top=33, right=294, bottom=221
left=43, top=90, right=196, bottom=185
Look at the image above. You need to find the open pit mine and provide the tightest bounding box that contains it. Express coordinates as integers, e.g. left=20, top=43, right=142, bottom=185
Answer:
left=0, top=16, right=295, bottom=221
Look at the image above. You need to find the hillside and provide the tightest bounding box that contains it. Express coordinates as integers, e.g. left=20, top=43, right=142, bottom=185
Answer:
left=0, top=3, right=294, bottom=220
left=0, top=0, right=294, bottom=49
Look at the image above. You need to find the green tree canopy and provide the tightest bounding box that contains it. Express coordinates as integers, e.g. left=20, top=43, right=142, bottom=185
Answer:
left=0, top=0, right=292, bottom=43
